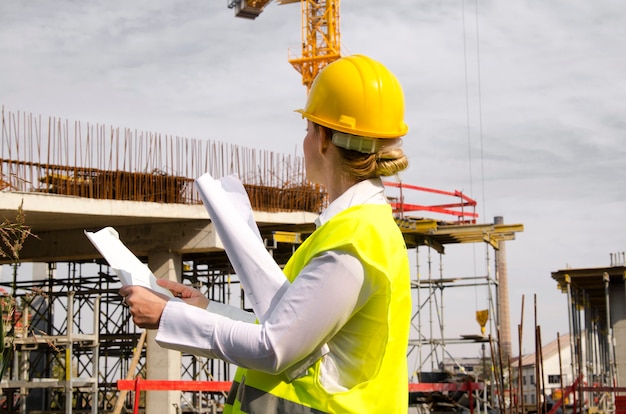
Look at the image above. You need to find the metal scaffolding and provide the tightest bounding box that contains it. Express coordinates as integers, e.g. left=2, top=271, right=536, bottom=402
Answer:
left=0, top=107, right=525, bottom=412
left=397, top=216, right=523, bottom=411
left=551, top=261, right=626, bottom=413
left=0, top=232, right=308, bottom=413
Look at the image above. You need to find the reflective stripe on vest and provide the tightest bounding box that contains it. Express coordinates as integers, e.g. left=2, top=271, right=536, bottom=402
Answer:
left=225, top=379, right=327, bottom=414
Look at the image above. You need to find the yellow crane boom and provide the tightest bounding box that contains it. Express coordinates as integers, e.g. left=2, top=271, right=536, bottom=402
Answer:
left=227, top=0, right=273, bottom=19
left=228, top=0, right=341, bottom=92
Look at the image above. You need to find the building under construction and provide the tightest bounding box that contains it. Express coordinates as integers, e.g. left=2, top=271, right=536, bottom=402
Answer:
left=0, top=107, right=527, bottom=413
left=548, top=256, right=626, bottom=413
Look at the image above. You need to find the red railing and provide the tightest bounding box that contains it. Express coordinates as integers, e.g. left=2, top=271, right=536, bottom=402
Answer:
left=118, top=378, right=483, bottom=414
left=383, top=181, right=478, bottom=223
left=118, top=378, right=231, bottom=414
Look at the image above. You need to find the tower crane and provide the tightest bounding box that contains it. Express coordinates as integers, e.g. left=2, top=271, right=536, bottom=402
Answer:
left=227, top=0, right=341, bottom=91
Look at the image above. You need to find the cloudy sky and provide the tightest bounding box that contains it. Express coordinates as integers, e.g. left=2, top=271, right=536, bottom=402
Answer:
left=2, top=0, right=625, bottom=357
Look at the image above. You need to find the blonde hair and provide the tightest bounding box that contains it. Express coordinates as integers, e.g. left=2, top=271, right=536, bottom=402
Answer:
left=318, top=124, right=409, bottom=180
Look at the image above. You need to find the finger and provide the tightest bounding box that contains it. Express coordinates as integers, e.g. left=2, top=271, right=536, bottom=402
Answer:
left=159, top=280, right=193, bottom=299
left=119, top=286, right=131, bottom=305
left=156, top=279, right=184, bottom=294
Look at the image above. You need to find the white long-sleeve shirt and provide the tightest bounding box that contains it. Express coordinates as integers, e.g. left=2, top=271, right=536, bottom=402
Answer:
left=156, top=178, right=388, bottom=390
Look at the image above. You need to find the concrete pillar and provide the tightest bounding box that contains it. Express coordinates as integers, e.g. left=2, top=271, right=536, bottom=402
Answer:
left=610, top=272, right=626, bottom=386
left=146, top=249, right=182, bottom=414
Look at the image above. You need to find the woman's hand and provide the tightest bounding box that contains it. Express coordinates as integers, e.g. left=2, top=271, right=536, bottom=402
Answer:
left=119, top=281, right=209, bottom=329
left=119, top=285, right=170, bottom=329
left=156, top=279, right=210, bottom=309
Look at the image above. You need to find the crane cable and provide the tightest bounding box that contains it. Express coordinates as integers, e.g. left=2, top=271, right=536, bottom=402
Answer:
left=462, top=0, right=488, bottom=314
left=461, top=0, right=487, bottom=221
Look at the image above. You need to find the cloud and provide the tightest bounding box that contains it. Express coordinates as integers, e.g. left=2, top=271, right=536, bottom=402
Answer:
left=1, top=0, right=625, bottom=355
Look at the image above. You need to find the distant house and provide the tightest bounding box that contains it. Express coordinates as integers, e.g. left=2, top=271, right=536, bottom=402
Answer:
left=439, top=357, right=487, bottom=378
left=511, top=333, right=582, bottom=406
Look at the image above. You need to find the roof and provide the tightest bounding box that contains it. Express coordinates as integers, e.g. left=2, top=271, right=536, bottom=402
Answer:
left=518, top=333, right=572, bottom=367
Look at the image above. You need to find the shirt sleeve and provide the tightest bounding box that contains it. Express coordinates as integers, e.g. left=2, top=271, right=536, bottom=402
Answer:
left=155, top=250, right=365, bottom=375
left=206, top=301, right=257, bottom=324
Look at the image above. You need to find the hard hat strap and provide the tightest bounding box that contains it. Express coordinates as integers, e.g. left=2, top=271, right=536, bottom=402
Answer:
left=332, top=132, right=401, bottom=154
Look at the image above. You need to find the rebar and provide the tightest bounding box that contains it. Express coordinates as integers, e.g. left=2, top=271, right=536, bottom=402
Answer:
left=0, top=107, right=326, bottom=213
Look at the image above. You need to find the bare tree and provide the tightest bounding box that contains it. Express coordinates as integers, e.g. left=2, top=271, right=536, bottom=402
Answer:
left=0, top=200, right=35, bottom=367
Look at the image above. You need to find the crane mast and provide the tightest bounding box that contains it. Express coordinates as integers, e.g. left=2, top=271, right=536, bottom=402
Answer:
left=283, top=0, right=341, bottom=92
left=229, top=0, right=341, bottom=92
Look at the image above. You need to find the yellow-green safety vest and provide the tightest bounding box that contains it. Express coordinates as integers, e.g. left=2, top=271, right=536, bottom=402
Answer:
left=224, top=203, right=411, bottom=413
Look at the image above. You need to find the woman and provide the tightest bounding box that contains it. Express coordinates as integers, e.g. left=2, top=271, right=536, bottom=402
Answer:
left=121, top=54, right=412, bottom=413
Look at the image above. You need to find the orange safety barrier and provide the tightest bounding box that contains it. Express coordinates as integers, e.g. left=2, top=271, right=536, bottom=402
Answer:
left=117, top=378, right=232, bottom=414
left=408, top=381, right=483, bottom=392
left=119, top=379, right=483, bottom=414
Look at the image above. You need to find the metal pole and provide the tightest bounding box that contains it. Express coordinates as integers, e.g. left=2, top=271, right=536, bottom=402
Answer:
left=438, top=252, right=445, bottom=370
left=91, top=296, right=100, bottom=414
left=416, top=246, right=422, bottom=378
left=604, top=272, right=617, bottom=387
left=485, top=242, right=497, bottom=410
left=584, top=290, right=593, bottom=409
left=428, top=245, right=434, bottom=371
left=518, top=295, right=525, bottom=414
left=18, top=310, right=28, bottom=414
left=66, top=291, right=74, bottom=414
left=565, top=274, right=577, bottom=383
left=534, top=295, right=541, bottom=413
left=558, top=333, right=565, bottom=414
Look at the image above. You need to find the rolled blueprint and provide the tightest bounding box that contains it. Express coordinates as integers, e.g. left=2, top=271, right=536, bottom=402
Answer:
left=85, top=226, right=173, bottom=298
left=195, top=173, right=289, bottom=323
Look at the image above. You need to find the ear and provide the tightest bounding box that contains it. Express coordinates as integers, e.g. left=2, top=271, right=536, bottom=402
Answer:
left=318, top=127, right=331, bottom=154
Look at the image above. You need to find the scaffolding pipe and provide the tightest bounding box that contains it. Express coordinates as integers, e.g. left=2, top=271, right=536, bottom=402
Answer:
left=438, top=252, right=445, bottom=370
left=416, top=246, right=422, bottom=380
left=565, top=274, right=577, bottom=383
left=558, top=333, right=565, bottom=414
left=66, top=291, right=74, bottom=414
left=485, top=243, right=497, bottom=410
left=428, top=246, right=434, bottom=371
left=518, top=295, right=525, bottom=414
left=604, top=272, right=617, bottom=388
left=91, top=296, right=100, bottom=414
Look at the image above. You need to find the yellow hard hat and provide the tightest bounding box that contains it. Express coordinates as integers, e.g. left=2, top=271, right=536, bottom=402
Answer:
left=296, top=54, right=408, bottom=139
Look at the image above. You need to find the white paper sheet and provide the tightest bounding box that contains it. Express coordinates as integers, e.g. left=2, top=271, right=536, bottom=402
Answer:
left=195, top=173, right=329, bottom=380
left=195, top=173, right=288, bottom=323
left=84, top=227, right=173, bottom=298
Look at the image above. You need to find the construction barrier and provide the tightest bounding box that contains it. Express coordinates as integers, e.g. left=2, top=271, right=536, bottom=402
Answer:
left=118, top=379, right=483, bottom=414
